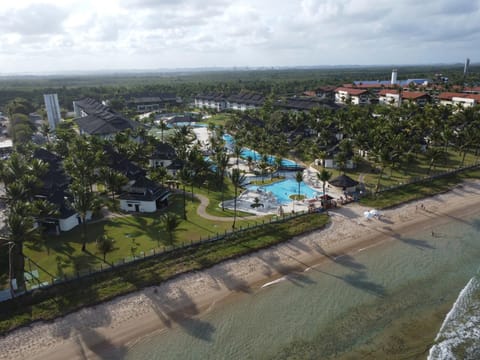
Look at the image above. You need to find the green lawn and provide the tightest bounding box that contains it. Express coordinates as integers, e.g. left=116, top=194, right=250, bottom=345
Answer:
left=0, top=213, right=329, bottom=334
left=200, top=113, right=234, bottom=127
left=360, top=167, right=480, bottom=209
left=22, top=193, right=270, bottom=286
left=313, top=149, right=479, bottom=192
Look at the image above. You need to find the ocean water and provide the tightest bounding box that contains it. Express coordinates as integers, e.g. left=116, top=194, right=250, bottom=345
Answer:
left=125, top=213, right=480, bottom=360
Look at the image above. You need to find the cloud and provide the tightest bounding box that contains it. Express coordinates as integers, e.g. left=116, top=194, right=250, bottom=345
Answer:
left=0, top=3, right=67, bottom=35
left=1, top=0, right=480, bottom=73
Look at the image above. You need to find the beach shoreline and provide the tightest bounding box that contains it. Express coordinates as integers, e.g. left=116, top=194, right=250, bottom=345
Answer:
left=1, top=180, right=480, bottom=360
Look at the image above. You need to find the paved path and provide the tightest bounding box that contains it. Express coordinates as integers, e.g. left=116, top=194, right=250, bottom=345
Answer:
left=194, top=193, right=261, bottom=222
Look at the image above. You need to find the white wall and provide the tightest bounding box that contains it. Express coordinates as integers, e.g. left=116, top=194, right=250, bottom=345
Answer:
left=59, top=214, right=79, bottom=232
left=149, top=159, right=173, bottom=168
left=120, top=200, right=157, bottom=213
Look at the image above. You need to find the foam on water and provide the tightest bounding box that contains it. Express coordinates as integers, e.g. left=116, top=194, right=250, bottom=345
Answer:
left=428, top=273, right=480, bottom=360
left=261, top=276, right=288, bottom=288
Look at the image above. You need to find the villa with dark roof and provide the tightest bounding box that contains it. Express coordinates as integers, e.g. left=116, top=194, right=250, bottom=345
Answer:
left=33, top=148, right=91, bottom=233
left=194, top=93, right=227, bottom=111
left=194, top=91, right=265, bottom=112
left=73, top=98, right=141, bottom=139
left=119, top=175, right=170, bottom=213
left=227, top=92, right=264, bottom=111
left=127, top=94, right=179, bottom=113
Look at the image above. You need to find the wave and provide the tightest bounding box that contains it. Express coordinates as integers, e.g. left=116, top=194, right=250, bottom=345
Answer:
left=261, top=276, right=288, bottom=288
left=428, top=274, right=480, bottom=359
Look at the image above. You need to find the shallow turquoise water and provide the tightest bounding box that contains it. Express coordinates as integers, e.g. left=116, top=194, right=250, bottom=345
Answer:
left=247, top=179, right=319, bottom=204
left=125, top=213, right=480, bottom=360
left=222, top=133, right=297, bottom=167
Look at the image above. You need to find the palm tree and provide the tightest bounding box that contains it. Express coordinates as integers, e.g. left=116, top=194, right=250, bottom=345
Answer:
left=162, top=212, right=180, bottom=245
left=1, top=202, right=36, bottom=293
left=177, top=168, right=190, bottom=219
left=317, top=169, right=332, bottom=208
left=259, top=155, right=269, bottom=184
left=233, top=144, right=242, bottom=169
left=40, top=123, right=51, bottom=142
left=69, top=180, right=96, bottom=252
left=230, top=168, right=246, bottom=230
left=295, top=171, right=303, bottom=199
left=158, top=121, right=168, bottom=142
left=99, top=167, right=128, bottom=203
left=96, top=235, right=114, bottom=262
left=274, top=156, right=283, bottom=178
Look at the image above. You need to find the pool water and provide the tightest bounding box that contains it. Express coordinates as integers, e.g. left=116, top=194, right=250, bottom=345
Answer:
left=223, top=134, right=298, bottom=167
left=167, top=122, right=208, bottom=128
left=248, top=179, right=319, bottom=204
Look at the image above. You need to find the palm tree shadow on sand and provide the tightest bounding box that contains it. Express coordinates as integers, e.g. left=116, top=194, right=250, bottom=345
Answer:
left=49, top=300, right=127, bottom=359
left=145, top=285, right=215, bottom=342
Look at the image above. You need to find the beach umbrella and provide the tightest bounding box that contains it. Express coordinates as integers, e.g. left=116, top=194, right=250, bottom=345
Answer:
left=370, top=209, right=379, bottom=216
left=364, top=211, right=372, bottom=218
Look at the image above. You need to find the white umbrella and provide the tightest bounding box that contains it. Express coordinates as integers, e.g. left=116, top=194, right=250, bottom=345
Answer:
left=364, top=211, right=373, bottom=218
left=370, top=209, right=380, bottom=216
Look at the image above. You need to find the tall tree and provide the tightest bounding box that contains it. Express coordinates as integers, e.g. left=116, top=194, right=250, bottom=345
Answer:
left=162, top=212, right=180, bottom=245
left=317, top=169, right=332, bottom=208
left=69, top=180, right=96, bottom=252
left=295, top=171, right=303, bottom=199
left=230, top=168, right=246, bottom=230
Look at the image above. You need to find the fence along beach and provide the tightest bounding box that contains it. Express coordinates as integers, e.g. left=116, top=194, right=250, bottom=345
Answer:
left=0, top=180, right=479, bottom=360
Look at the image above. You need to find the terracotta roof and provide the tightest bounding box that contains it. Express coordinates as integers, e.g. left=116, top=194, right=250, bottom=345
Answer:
left=402, top=91, right=428, bottom=100
left=463, top=86, right=480, bottom=93
left=335, top=87, right=368, bottom=96
left=378, top=89, right=399, bottom=96
left=438, top=92, right=465, bottom=100
left=343, top=83, right=397, bottom=89
left=438, top=92, right=480, bottom=102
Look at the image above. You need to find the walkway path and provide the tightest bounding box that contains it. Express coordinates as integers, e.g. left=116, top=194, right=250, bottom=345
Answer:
left=194, top=193, right=261, bottom=222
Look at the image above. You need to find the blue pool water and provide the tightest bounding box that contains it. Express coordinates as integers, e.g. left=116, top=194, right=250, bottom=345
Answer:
left=167, top=122, right=208, bottom=128
left=248, top=179, right=319, bottom=204
left=222, top=134, right=298, bottom=167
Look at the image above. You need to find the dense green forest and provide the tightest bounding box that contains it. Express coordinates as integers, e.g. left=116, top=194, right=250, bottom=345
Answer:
left=1, top=64, right=479, bottom=111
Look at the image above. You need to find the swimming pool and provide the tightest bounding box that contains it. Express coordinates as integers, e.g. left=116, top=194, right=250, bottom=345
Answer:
left=247, top=179, right=319, bottom=204
left=223, top=134, right=299, bottom=167
left=167, top=122, right=208, bottom=128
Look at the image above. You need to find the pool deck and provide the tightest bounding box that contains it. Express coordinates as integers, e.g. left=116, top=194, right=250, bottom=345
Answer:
left=222, top=167, right=344, bottom=215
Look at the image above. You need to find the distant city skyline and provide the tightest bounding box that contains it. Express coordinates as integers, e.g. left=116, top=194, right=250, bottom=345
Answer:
left=0, top=0, right=479, bottom=74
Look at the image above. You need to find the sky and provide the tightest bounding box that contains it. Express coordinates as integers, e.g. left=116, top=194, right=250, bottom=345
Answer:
left=0, top=0, right=479, bottom=74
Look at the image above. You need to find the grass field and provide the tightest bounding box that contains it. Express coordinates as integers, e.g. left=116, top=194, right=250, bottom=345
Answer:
left=0, top=213, right=329, bottom=334
left=21, top=192, right=269, bottom=287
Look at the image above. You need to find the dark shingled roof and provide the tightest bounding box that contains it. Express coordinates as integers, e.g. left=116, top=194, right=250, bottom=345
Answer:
left=74, top=98, right=141, bottom=135
left=151, top=142, right=176, bottom=160
left=329, top=174, right=359, bottom=188
left=280, top=97, right=339, bottom=111
left=119, top=176, right=170, bottom=202
left=33, top=148, right=70, bottom=193
left=128, top=94, right=177, bottom=104
left=195, top=93, right=226, bottom=102
left=227, top=92, right=264, bottom=106
left=103, top=146, right=145, bottom=180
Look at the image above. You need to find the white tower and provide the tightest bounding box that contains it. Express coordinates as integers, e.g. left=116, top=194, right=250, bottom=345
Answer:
left=391, top=69, right=398, bottom=85
left=44, top=94, right=61, bottom=130
left=464, top=58, right=470, bottom=76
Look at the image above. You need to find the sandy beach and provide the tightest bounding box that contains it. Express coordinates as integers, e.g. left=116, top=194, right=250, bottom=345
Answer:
left=1, top=180, right=480, bottom=360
